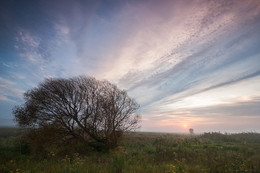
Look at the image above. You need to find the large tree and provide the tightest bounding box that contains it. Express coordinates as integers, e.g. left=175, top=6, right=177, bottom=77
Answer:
left=13, top=76, right=140, bottom=148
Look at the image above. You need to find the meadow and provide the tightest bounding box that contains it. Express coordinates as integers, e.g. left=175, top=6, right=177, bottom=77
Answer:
left=0, top=127, right=259, bottom=173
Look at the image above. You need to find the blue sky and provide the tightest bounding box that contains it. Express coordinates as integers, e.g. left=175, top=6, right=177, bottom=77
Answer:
left=0, top=0, right=260, bottom=133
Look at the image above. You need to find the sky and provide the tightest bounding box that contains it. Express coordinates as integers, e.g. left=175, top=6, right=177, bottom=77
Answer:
left=0, top=0, right=260, bottom=133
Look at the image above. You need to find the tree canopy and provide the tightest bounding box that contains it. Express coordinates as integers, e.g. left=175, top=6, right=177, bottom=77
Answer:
left=13, top=76, right=140, bottom=148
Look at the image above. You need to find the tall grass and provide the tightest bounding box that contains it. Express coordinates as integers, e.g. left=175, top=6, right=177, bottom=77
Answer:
left=0, top=128, right=259, bottom=173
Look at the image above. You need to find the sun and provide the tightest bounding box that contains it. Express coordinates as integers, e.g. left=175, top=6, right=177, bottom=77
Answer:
left=183, top=124, right=188, bottom=128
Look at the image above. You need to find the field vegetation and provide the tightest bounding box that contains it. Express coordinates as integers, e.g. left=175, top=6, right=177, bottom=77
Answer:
left=0, top=127, right=260, bottom=173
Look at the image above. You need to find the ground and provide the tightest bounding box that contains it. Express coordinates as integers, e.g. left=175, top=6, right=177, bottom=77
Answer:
left=0, top=127, right=259, bottom=173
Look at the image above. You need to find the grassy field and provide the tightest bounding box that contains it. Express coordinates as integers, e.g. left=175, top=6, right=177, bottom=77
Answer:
left=0, top=127, right=260, bottom=173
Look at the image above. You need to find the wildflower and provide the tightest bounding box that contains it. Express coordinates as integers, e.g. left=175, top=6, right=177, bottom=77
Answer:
left=167, top=164, right=177, bottom=173
left=49, top=151, right=55, bottom=157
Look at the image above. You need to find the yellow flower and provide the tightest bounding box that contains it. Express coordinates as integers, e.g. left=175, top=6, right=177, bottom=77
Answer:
left=49, top=151, right=55, bottom=157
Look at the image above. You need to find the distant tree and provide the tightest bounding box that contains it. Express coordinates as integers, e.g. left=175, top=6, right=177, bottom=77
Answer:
left=189, top=128, right=194, bottom=135
left=13, top=76, right=140, bottom=148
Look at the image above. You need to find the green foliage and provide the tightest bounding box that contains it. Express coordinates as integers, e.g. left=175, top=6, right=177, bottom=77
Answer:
left=0, top=128, right=260, bottom=173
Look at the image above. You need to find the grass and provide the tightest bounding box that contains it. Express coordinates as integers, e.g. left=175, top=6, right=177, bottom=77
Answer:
left=0, top=128, right=259, bottom=173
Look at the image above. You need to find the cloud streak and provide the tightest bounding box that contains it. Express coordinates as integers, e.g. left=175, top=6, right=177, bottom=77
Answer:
left=0, top=77, right=24, bottom=103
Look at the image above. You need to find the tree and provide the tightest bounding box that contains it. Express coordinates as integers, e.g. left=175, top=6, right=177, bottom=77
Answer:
left=13, top=76, right=140, bottom=148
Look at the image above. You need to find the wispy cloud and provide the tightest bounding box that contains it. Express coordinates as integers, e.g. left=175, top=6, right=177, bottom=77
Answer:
left=0, top=77, right=15, bottom=85
left=105, top=0, right=260, bottom=114
left=0, top=77, right=24, bottom=103
left=15, top=30, right=44, bottom=63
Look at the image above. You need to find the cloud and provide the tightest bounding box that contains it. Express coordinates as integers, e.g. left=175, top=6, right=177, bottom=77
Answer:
left=15, top=29, right=52, bottom=64
left=144, top=75, right=260, bottom=114
left=189, top=99, right=260, bottom=117
left=13, top=27, right=74, bottom=80
left=90, top=0, right=258, bottom=90
left=2, top=62, right=14, bottom=68
left=104, top=0, right=260, bottom=111
left=0, top=95, right=10, bottom=101
left=94, top=0, right=234, bottom=80
left=54, top=23, right=70, bottom=36
left=18, top=31, right=40, bottom=48
left=0, top=77, right=15, bottom=85
left=0, top=77, right=24, bottom=103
